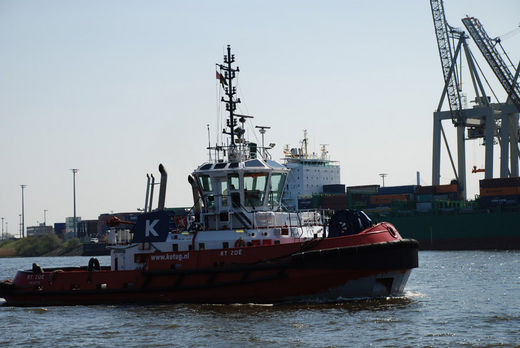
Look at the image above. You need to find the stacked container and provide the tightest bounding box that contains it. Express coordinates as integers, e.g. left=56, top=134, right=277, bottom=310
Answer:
left=479, top=177, right=520, bottom=208
left=368, top=185, right=416, bottom=209
left=320, top=184, right=347, bottom=210
left=346, top=185, right=379, bottom=209
left=416, top=184, right=458, bottom=201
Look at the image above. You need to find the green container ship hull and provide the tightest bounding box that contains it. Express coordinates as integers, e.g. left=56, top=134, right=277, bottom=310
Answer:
left=375, top=207, right=520, bottom=250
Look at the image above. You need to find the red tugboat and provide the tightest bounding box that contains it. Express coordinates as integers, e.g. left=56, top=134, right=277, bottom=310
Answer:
left=0, top=46, right=418, bottom=306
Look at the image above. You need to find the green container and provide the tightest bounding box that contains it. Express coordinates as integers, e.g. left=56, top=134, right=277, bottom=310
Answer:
left=417, top=194, right=433, bottom=203
left=312, top=194, right=322, bottom=208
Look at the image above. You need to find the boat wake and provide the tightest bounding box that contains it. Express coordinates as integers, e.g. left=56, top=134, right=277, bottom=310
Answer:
left=403, top=290, right=426, bottom=299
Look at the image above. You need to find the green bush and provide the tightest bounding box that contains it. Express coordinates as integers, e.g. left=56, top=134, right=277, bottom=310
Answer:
left=63, top=238, right=81, bottom=252
left=14, top=233, right=62, bottom=257
left=0, top=238, right=17, bottom=249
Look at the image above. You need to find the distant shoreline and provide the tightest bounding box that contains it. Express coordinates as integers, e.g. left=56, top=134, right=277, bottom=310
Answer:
left=0, top=245, right=83, bottom=258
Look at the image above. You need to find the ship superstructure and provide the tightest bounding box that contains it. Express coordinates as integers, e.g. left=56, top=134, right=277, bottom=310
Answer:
left=282, top=131, right=341, bottom=211
left=107, top=46, right=327, bottom=272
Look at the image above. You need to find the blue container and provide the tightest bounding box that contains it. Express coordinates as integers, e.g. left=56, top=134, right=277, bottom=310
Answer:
left=479, top=195, right=520, bottom=208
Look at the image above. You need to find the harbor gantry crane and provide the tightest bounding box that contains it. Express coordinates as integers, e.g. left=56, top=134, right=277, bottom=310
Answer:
left=462, top=16, right=520, bottom=178
left=429, top=0, right=519, bottom=199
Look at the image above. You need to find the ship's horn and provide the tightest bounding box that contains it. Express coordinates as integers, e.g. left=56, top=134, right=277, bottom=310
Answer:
left=158, top=164, right=167, bottom=211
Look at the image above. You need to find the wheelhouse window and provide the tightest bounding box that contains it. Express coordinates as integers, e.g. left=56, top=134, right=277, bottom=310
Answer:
left=268, top=173, right=287, bottom=208
left=228, top=173, right=241, bottom=208
left=244, top=172, right=268, bottom=208
left=198, top=175, right=214, bottom=209
left=214, top=162, right=227, bottom=169
left=198, top=175, right=212, bottom=192
left=200, top=163, right=213, bottom=170
left=220, top=180, right=228, bottom=207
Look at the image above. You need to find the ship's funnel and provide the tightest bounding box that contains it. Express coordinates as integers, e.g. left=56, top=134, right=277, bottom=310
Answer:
left=158, top=164, right=167, bottom=211
left=188, top=175, right=202, bottom=218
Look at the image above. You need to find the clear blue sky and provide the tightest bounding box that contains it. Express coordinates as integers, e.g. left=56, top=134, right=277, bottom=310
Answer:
left=1, top=0, right=519, bottom=235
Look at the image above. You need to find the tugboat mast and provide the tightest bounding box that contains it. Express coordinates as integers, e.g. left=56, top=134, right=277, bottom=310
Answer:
left=219, top=45, right=241, bottom=147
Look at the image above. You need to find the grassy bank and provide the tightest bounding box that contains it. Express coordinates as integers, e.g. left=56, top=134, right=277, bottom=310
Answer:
left=0, top=233, right=82, bottom=257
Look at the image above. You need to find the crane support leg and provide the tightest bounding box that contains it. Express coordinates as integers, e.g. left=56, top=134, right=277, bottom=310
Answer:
left=432, top=113, right=442, bottom=186
left=484, top=109, right=494, bottom=179
left=510, top=113, right=519, bottom=177
left=457, top=125, right=466, bottom=199
left=500, top=112, right=510, bottom=178
left=433, top=111, right=460, bottom=187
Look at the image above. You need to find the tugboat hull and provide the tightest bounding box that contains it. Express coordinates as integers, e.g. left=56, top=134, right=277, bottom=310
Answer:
left=0, top=239, right=418, bottom=306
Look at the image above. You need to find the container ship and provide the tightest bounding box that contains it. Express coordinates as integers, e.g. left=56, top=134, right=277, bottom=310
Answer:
left=279, top=133, right=520, bottom=250
left=347, top=179, right=520, bottom=250
left=287, top=177, right=520, bottom=250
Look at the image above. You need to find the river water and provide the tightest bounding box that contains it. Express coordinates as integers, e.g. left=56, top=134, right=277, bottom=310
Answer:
left=1, top=251, right=519, bottom=347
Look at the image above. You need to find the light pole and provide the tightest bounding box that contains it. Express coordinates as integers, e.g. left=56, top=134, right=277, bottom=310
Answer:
left=1, top=217, right=4, bottom=240
left=20, top=184, right=27, bottom=238
left=71, top=169, right=79, bottom=238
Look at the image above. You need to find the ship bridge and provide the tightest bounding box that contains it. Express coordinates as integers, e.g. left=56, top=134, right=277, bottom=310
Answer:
left=191, top=158, right=288, bottom=230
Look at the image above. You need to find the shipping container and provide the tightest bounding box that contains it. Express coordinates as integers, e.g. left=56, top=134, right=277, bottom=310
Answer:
left=479, top=195, right=520, bottom=208
left=323, top=184, right=345, bottom=194
left=321, top=194, right=349, bottom=210
left=378, top=185, right=417, bottom=195
left=369, top=194, right=409, bottom=206
left=416, top=194, right=433, bottom=203
left=298, top=198, right=313, bottom=210
left=311, top=194, right=322, bottom=208
left=416, top=185, right=435, bottom=194
left=350, top=200, right=369, bottom=209
left=480, top=177, right=520, bottom=188
left=435, top=184, right=458, bottom=194
left=347, top=185, right=379, bottom=194
left=416, top=202, right=433, bottom=212
left=350, top=193, right=374, bottom=201
left=416, top=184, right=458, bottom=194
left=432, top=194, right=450, bottom=201
left=480, top=186, right=520, bottom=197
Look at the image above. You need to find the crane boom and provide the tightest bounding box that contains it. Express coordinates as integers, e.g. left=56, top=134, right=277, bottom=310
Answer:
left=430, top=0, right=464, bottom=124
left=462, top=17, right=520, bottom=112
